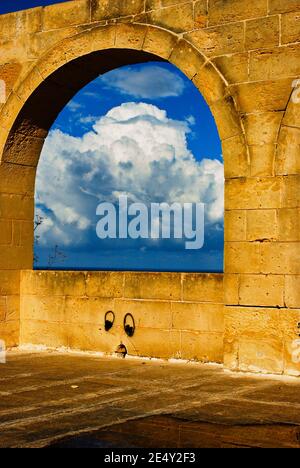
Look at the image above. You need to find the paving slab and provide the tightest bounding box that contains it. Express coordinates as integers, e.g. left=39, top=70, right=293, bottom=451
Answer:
left=1, top=350, right=300, bottom=448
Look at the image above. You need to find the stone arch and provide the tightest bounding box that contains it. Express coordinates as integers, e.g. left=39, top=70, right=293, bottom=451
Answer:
left=0, top=24, right=247, bottom=175
left=275, top=84, right=300, bottom=176
left=0, top=22, right=248, bottom=350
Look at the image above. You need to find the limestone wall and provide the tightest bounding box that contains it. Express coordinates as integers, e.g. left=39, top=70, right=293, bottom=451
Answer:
left=20, top=270, right=224, bottom=362
left=0, top=0, right=299, bottom=375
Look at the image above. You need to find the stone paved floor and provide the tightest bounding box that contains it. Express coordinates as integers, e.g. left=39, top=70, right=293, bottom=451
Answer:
left=1, top=350, right=300, bottom=448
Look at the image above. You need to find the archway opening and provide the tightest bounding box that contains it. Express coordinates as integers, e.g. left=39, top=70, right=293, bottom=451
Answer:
left=24, top=53, right=224, bottom=272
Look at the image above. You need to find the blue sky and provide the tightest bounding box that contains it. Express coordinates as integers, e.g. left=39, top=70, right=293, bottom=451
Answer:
left=0, top=0, right=71, bottom=14
left=34, top=62, right=224, bottom=272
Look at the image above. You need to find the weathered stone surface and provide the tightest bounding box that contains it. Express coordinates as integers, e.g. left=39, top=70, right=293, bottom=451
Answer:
left=245, top=16, right=280, bottom=50
left=249, top=145, right=275, bottom=177
left=213, top=53, right=249, bottom=84
left=246, top=209, right=278, bottom=241
left=285, top=275, right=300, bottom=308
left=208, top=0, right=268, bottom=26
left=186, top=22, right=245, bottom=58
left=231, top=79, right=292, bottom=113
left=182, top=273, right=223, bottom=303
left=194, top=0, right=208, bottom=28
left=281, top=12, right=300, bottom=44
left=275, top=126, right=300, bottom=175
left=249, top=45, right=300, bottom=81
left=269, top=0, right=300, bottom=15
left=143, top=26, right=178, bottom=59
left=239, top=274, right=285, bottom=307
left=148, top=3, right=194, bottom=33
left=225, top=242, right=261, bottom=274
left=91, top=0, right=145, bottom=21
left=224, top=210, right=246, bottom=242
left=277, top=208, right=300, bottom=241
left=43, top=0, right=90, bottom=30
left=225, top=177, right=282, bottom=210
left=281, top=175, right=300, bottom=208
left=210, top=96, right=242, bottom=140
left=170, top=40, right=206, bottom=78
left=224, top=274, right=239, bottom=305
left=193, top=62, right=227, bottom=105
left=86, top=271, right=124, bottom=298
left=222, top=135, right=249, bottom=178
left=124, top=272, right=182, bottom=301
left=172, top=302, right=224, bottom=333
left=0, top=219, right=12, bottom=245
left=260, top=242, right=300, bottom=275
left=243, top=112, right=283, bottom=146
left=115, top=23, right=147, bottom=49
left=181, top=331, right=223, bottom=362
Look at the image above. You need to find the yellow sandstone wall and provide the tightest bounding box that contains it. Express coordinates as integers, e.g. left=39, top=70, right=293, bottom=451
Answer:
left=0, top=0, right=299, bottom=375
left=20, top=271, right=224, bottom=362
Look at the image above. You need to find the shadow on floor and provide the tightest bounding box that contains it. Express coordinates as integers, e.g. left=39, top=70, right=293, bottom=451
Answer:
left=46, top=415, right=300, bottom=449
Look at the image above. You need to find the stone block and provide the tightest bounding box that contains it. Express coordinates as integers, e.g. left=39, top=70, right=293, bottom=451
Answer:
left=225, top=177, right=282, bottom=210
left=245, top=16, right=280, bottom=50
left=43, top=0, right=90, bottom=30
left=116, top=299, right=172, bottom=329
left=269, top=0, right=300, bottom=14
left=21, top=294, right=65, bottom=323
left=21, top=271, right=86, bottom=296
left=281, top=12, right=300, bottom=44
left=193, top=62, right=227, bottom=105
left=275, top=126, right=300, bottom=176
left=180, top=330, right=224, bottom=363
left=231, top=79, right=292, bottom=113
left=239, top=274, right=285, bottom=307
left=0, top=219, right=12, bottom=245
left=213, top=53, right=249, bottom=84
left=124, top=272, right=182, bottom=301
left=91, top=0, right=145, bottom=21
left=243, top=112, right=284, bottom=146
left=194, top=0, right=208, bottom=28
left=115, top=23, right=147, bottom=49
left=187, top=22, right=245, bottom=58
left=20, top=319, right=68, bottom=348
left=148, top=3, right=194, bottom=33
left=249, top=45, right=300, bottom=81
left=278, top=208, right=300, bottom=241
left=0, top=320, right=19, bottom=347
left=239, top=338, right=284, bottom=374
left=210, top=96, right=242, bottom=140
left=249, top=145, right=275, bottom=177
left=224, top=274, right=240, bottom=305
left=246, top=209, right=278, bottom=241
left=124, top=328, right=181, bottom=359
left=172, top=302, right=224, bottom=333
left=182, top=273, right=223, bottom=303
left=86, top=271, right=124, bottom=298
left=224, top=210, right=247, bottom=242
left=222, top=135, right=249, bottom=178
left=208, top=0, right=268, bottom=26
left=170, top=40, right=206, bottom=79
left=225, top=242, right=261, bottom=274
left=260, top=242, right=300, bottom=275
left=281, top=175, right=300, bottom=208
left=0, top=270, right=20, bottom=296
left=64, top=297, right=114, bottom=325
left=143, top=26, right=178, bottom=59
left=285, top=276, right=300, bottom=308
left=0, top=194, right=33, bottom=221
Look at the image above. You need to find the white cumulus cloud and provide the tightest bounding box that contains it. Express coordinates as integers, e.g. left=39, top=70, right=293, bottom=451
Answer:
left=35, top=102, right=224, bottom=247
